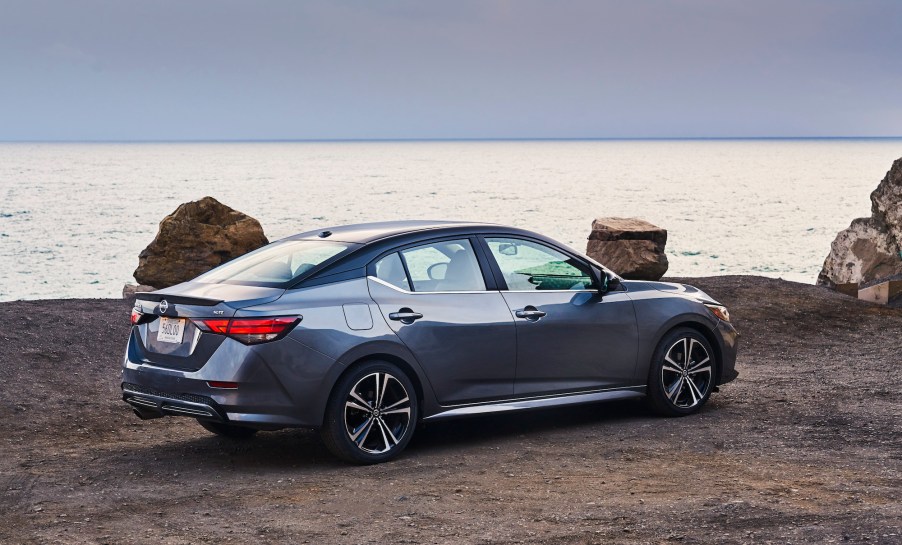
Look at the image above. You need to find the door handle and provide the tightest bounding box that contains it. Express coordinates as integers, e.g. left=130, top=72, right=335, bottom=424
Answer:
left=515, top=306, right=546, bottom=320
left=389, top=308, right=423, bottom=324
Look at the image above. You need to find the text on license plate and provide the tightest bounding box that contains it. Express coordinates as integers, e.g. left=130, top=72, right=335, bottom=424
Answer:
left=157, top=317, right=186, bottom=344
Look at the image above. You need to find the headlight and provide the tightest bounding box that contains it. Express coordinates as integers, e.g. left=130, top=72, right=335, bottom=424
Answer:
left=704, top=304, right=730, bottom=322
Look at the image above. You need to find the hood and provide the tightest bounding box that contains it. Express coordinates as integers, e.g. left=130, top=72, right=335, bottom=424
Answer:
left=623, top=280, right=722, bottom=306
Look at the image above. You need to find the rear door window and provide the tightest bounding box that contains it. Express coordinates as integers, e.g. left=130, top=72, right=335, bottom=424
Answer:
left=374, top=253, right=411, bottom=291
left=400, top=239, right=486, bottom=292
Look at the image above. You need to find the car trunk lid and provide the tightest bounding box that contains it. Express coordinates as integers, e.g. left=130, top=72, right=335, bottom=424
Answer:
left=131, top=282, right=285, bottom=371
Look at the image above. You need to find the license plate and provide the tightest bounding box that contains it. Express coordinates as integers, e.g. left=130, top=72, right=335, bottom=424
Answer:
left=157, top=317, right=186, bottom=344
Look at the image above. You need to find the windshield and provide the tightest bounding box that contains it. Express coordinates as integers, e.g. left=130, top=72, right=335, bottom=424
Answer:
left=195, top=240, right=352, bottom=286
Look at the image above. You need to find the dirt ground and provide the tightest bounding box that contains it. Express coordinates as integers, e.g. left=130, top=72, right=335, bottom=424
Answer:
left=0, top=275, right=900, bottom=544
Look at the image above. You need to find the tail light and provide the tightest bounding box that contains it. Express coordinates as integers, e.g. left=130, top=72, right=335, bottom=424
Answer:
left=197, top=318, right=230, bottom=334
left=192, top=316, right=300, bottom=345
left=130, top=307, right=155, bottom=326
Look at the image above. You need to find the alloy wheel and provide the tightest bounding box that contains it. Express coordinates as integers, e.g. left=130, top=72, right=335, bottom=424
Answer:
left=344, top=372, right=412, bottom=454
left=660, top=337, right=713, bottom=409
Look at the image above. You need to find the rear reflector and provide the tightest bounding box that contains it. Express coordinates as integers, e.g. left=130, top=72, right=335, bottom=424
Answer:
left=207, top=381, right=239, bottom=389
left=191, top=316, right=300, bottom=345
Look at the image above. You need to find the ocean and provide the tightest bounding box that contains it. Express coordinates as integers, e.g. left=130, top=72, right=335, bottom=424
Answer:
left=1, top=139, right=900, bottom=301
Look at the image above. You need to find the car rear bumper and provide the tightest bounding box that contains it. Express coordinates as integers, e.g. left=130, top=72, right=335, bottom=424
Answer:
left=120, top=362, right=313, bottom=428
left=123, top=382, right=226, bottom=421
left=121, top=331, right=340, bottom=429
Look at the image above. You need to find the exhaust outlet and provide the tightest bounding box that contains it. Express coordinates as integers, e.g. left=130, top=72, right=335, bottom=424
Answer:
left=131, top=407, right=163, bottom=420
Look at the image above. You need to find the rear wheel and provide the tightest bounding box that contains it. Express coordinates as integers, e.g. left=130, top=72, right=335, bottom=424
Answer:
left=646, top=328, right=716, bottom=416
left=197, top=419, right=259, bottom=439
left=320, top=361, right=418, bottom=464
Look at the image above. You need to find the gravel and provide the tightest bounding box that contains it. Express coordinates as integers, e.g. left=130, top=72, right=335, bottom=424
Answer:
left=0, top=275, right=900, bottom=544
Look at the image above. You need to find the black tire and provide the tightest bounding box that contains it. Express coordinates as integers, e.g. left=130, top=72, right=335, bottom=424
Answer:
left=196, top=419, right=259, bottom=439
left=320, top=360, right=418, bottom=464
left=646, top=327, right=716, bottom=417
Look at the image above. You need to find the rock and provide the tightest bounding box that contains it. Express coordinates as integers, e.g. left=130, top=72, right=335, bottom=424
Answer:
left=586, top=217, right=668, bottom=280
left=870, top=157, right=902, bottom=243
left=133, top=197, right=268, bottom=288
left=122, top=284, right=156, bottom=299
left=817, top=218, right=901, bottom=287
left=818, top=158, right=902, bottom=287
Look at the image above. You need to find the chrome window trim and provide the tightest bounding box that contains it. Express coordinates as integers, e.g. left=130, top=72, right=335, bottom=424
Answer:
left=368, top=275, right=491, bottom=295
left=502, top=289, right=600, bottom=294
left=367, top=275, right=599, bottom=295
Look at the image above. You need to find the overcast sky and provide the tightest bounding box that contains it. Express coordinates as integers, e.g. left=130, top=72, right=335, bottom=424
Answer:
left=1, top=0, right=900, bottom=140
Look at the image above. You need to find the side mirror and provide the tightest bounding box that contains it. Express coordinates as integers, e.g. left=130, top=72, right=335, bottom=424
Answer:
left=427, top=262, right=448, bottom=281
left=596, top=269, right=619, bottom=293
left=498, top=243, right=518, bottom=256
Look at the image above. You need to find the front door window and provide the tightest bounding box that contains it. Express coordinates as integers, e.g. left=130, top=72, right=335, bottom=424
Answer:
left=485, top=237, right=595, bottom=291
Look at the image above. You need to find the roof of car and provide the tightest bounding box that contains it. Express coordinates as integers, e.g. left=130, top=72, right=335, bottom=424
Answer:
left=286, top=220, right=506, bottom=244
left=285, top=220, right=612, bottom=289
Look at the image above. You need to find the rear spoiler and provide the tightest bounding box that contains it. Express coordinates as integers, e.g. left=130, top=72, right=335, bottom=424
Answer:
left=135, top=293, right=223, bottom=307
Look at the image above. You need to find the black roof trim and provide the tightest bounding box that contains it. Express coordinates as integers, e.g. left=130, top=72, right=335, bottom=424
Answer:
left=283, top=220, right=501, bottom=245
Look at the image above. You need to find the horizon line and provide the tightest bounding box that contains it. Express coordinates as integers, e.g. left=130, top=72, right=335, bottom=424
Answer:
left=1, top=136, right=901, bottom=144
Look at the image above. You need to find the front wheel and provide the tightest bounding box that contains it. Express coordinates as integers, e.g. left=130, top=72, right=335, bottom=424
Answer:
left=320, top=361, right=418, bottom=464
left=646, top=328, right=716, bottom=416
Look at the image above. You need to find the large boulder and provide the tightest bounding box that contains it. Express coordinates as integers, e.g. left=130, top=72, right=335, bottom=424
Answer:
left=817, top=218, right=901, bottom=287
left=818, top=158, right=902, bottom=287
left=134, top=197, right=269, bottom=288
left=870, top=157, right=902, bottom=243
left=586, top=217, right=669, bottom=280
left=122, top=283, right=157, bottom=299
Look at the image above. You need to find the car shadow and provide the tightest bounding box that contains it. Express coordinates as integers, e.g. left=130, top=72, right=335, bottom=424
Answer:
left=408, top=398, right=652, bottom=454
left=110, top=398, right=656, bottom=472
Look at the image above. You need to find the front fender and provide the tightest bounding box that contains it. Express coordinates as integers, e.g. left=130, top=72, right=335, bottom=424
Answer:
left=628, top=289, right=720, bottom=382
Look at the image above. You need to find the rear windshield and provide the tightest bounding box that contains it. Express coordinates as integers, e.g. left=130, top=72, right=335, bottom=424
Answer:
left=195, top=240, right=352, bottom=287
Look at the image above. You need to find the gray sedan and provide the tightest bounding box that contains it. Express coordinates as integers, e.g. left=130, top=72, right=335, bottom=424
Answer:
left=123, top=221, right=738, bottom=463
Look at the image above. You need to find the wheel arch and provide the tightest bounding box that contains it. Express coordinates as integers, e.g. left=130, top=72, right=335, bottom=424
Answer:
left=651, top=319, right=723, bottom=384
left=320, top=340, right=436, bottom=426
left=340, top=353, right=426, bottom=414
left=317, top=349, right=427, bottom=463
left=674, top=322, right=722, bottom=384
